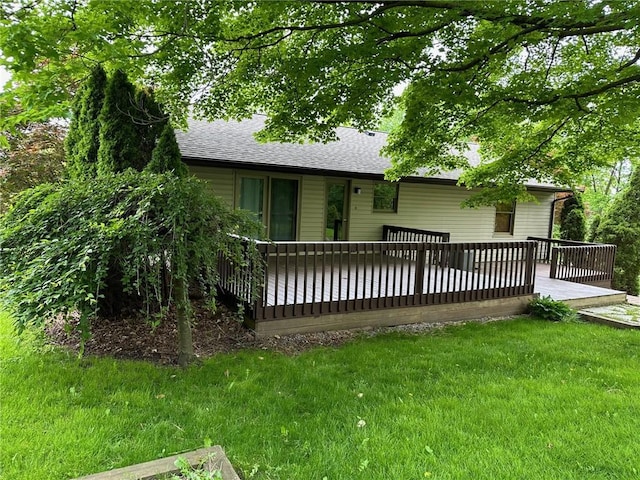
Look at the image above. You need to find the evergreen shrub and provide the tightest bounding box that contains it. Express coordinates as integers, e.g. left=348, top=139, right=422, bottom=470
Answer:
left=595, top=163, right=640, bottom=295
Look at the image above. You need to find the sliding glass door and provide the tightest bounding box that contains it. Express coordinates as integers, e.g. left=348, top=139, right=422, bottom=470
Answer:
left=239, top=176, right=298, bottom=241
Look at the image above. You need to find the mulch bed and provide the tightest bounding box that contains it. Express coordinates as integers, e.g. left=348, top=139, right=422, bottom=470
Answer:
left=46, top=300, right=500, bottom=365
left=45, top=301, right=358, bottom=364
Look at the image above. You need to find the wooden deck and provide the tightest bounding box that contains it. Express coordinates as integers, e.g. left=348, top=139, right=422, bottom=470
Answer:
left=217, top=234, right=621, bottom=336
left=263, top=254, right=530, bottom=307
left=535, top=263, right=626, bottom=308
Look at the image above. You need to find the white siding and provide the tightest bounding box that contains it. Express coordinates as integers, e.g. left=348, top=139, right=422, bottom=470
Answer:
left=513, top=191, right=554, bottom=239
left=190, top=165, right=554, bottom=242
left=348, top=182, right=552, bottom=242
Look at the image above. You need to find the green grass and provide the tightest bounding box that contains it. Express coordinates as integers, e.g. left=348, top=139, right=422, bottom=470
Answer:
left=1, top=312, right=640, bottom=479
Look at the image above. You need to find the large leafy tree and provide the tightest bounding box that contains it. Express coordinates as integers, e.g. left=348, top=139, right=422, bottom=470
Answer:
left=1, top=1, right=639, bottom=201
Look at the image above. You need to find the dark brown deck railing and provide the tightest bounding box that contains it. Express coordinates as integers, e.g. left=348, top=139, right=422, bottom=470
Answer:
left=549, top=244, right=616, bottom=287
left=218, top=240, right=538, bottom=322
left=527, top=237, right=616, bottom=287
left=383, top=225, right=450, bottom=243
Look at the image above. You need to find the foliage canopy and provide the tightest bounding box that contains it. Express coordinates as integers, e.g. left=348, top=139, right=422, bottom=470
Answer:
left=1, top=1, right=639, bottom=201
left=0, top=119, right=66, bottom=212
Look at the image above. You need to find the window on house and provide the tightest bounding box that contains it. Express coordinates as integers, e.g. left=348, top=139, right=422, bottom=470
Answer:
left=373, top=182, right=399, bottom=212
left=495, top=201, right=516, bottom=234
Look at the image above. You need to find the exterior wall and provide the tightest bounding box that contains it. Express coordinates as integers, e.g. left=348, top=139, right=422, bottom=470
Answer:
left=190, top=165, right=554, bottom=242
left=189, top=165, right=235, bottom=205
left=299, top=175, right=326, bottom=241
left=348, top=181, right=554, bottom=242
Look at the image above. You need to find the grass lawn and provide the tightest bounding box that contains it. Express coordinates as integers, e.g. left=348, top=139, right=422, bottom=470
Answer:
left=1, top=311, right=639, bottom=479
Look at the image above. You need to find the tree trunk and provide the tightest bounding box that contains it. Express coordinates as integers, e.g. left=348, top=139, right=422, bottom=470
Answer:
left=174, top=275, right=195, bottom=367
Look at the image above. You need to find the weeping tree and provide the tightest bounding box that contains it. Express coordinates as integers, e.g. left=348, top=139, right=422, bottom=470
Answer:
left=2, top=70, right=219, bottom=365
left=595, top=163, right=640, bottom=295
left=0, top=172, right=263, bottom=365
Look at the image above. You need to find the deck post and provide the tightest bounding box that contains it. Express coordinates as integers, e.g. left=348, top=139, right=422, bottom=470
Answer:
left=414, top=245, right=427, bottom=297
left=550, top=247, right=559, bottom=279
left=526, top=241, right=537, bottom=293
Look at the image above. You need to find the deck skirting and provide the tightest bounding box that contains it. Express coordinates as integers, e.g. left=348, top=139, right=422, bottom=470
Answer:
left=251, top=295, right=535, bottom=337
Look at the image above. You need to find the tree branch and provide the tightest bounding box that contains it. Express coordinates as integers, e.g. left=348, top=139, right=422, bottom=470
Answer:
left=503, top=73, right=640, bottom=106
left=619, top=48, right=640, bottom=71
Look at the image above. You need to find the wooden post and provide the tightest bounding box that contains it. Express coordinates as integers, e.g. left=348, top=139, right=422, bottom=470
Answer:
left=550, top=247, right=559, bottom=279
left=414, top=245, right=426, bottom=297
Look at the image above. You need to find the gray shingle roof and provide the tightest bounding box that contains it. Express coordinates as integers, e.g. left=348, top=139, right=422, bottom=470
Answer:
left=176, top=115, right=558, bottom=189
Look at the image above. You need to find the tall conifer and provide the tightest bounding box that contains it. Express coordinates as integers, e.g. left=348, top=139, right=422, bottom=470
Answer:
left=147, top=123, right=188, bottom=177
left=96, top=70, right=140, bottom=174
left=65, top=65, right=107, bottom=177
left=596, top=164, right=640, bottom=294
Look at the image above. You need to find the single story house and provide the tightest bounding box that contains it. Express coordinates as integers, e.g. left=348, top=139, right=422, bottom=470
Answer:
left=176, top=115, right=564, bottom=243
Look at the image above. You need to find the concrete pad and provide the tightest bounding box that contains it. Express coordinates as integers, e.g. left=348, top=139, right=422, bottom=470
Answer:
left=579, top=303, right=640, bottom=329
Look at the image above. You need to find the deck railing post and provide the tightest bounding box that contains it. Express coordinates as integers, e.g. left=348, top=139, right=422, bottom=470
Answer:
left=550, top=247, right=559, bottom=279
left=526, top=241, right=537, bottom=293
left=414, top=245, right=427, bottom=296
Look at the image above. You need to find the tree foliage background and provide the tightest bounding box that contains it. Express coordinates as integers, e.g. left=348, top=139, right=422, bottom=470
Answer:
left=595, top=162, right=640, bottom=295
left=0, top=118, right=66, bottom=212
left=1, top=0, right=638, bottom=203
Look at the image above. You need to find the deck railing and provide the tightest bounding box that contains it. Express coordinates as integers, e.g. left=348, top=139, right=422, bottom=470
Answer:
left=218, top=240, right=538, bottom=322
left=549, top=244, right=616, bottom=287
left=383, top=225, right=450, bottom=243
left=527, top=237, right=616, bottom=287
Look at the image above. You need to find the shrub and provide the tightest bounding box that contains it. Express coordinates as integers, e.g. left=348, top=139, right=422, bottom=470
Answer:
left=595, top=163, right=640, bottom=295
left=559, top=193, right=585, bottom=241
left=560, top=207, right=586, bottom=242
left=0, top=171, right=263, bottom=364
left=528, top=296, right=578, bottom=322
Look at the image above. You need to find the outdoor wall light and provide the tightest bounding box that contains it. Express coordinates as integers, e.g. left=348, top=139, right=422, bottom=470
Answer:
left=354, top=187, right=362, bottom=194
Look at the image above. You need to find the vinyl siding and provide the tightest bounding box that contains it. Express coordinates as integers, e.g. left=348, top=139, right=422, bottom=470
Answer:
left=188, top=165, right=235, bottom=206
left=299, top=175, right=326, bottom=241
left=348, top=182, right=552, bottom=242
left=190, top=165, right=554, bottom=242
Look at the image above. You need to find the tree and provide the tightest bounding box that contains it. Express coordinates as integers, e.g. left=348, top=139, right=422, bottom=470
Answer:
left=0, top=172, right=264, bottom=366
left=65, top=65, right=107, bottom=178
left=2, top=1, right=639, bottom=202
left=0, top=119, right=66, bottom=212
left=146, top=123, right=188, bottom=177
left=559, top=194, right=586, bottom=241
left=595, top=162, right=640, bottom=295
left=0, top=0, right=640, bottom=202
left=96, top=69, right=143, bottom=174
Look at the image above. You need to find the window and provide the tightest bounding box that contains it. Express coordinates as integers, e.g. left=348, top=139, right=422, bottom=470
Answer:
left=373, top=182, right=399, bottom=212
left=495, top=201, right=516, bottom=234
